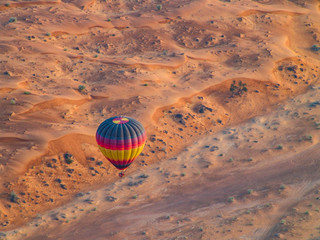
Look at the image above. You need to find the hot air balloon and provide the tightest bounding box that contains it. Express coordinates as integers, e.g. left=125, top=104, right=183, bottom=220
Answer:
left=96, top=116, right=146, bottom=176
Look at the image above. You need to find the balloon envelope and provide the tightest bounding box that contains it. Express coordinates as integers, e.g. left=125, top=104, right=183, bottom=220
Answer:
left=96, top=116, right=146, bottom=170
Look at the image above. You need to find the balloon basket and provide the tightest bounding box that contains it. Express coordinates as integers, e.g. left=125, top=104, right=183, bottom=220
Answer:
left=119, top=171, right=125, bottom=178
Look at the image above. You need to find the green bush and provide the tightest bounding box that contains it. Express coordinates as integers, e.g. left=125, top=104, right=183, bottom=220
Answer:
left=276, top=145, right=283, bottom=150
left=9, top=17, right=17, bottom=23
left=311, top=45, right=320, bottom=52
left=65, top=158, right=73, bottom=164
left=78, top=85, right=86, bottom=91
left=64, top=153, right=74, bottom=164
left=305, top=135, right=312, bottom=141
left=10, top=191, right=19, bottom=203
left=230, top=80, right=248, bottom=97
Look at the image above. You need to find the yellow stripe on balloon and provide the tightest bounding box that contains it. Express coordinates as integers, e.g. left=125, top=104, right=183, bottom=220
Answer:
left=99, top=144, right=145, bottom=161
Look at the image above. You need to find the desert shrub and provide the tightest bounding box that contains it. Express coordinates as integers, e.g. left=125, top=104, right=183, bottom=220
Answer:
left=309, top=101, right=320, bottom=107
left=96, top=161, right=103, bottom=166
left=229, top=80, right=248, bottom=97
left=10, top=191, right=19, bottom=203
left=157, top=4, right=162, bottom=10
left=65, top=158, right=73, bottom=164
left=279, top=184, right=286, bottom=190
left=276, top=145, right=283, bottom=150
left=311, top=45, right=320, bottom=52
left=8, top=17, right=17, bottom=23
left=139, top=174, right=149, bottom=178
left=64, top=153, right=74, bottom=164
left=305, top=135, right=312, bottom=141
left=106, top=196, right=117, bottom=202
left=78, top=85, right=86, bottom=91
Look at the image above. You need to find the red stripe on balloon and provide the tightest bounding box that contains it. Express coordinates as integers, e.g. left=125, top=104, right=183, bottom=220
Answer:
left=96, top=132, right=146, bottom=150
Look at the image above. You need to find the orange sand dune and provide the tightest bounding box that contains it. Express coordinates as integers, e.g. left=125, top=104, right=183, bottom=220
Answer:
left=0, top=1, right=60, bottom=11
left=0, top=0, right=320, bottom=239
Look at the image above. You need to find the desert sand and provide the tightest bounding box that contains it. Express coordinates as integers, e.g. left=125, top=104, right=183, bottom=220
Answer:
left=0, top=0, right=320, bottom=239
